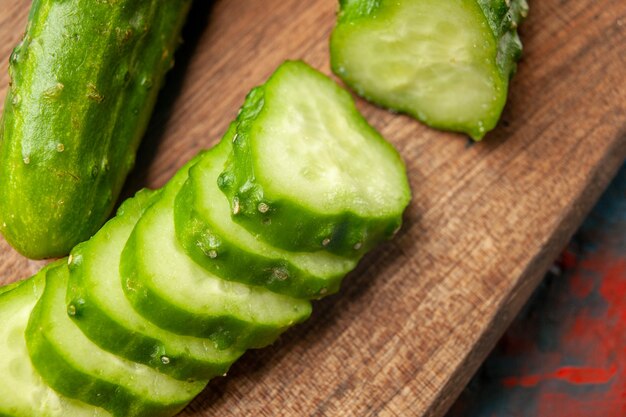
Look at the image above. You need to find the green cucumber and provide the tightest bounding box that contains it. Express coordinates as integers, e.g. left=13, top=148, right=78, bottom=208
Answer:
left=4, top=58, right=412, bottom=415
left=0, top=280, right=23, bottom=296
left=26, top=264, right=205, bottom=417
left=0, top=266, right=111, bottom=417
left=176, top=126, right=357, bottom=299
left=121, top=144, right=312, bottom=346
left=67, top=187, right=242, bottom=381
left=0, top=0, right=192, bottom=259
left=218, top=61, right=411, bottom=256
left=330, top=0, right=528, bottom=139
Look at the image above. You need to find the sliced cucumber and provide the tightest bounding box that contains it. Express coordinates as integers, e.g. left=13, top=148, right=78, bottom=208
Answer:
left=218, top=61, right=411, bottom=256
left=26, top=264, right=205, bottom=417
left=176, top=127, right=357, bottom=299
left=0, top=0, right=193, bottom=259
left=0, top=280, right=23, bottom=296
left=330, top=0, right=527, bottom=140
left=0, top=266, right=111, bottom=417
left=121, top=149, right=311, bottom=347
left=67, top=187, right=242, bottom=381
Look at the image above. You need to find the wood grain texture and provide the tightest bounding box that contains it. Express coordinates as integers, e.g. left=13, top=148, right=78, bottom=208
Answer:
left=1, top=0, right=625, bottom=416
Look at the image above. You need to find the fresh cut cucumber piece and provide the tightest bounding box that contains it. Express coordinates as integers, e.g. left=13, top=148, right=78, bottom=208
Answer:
left=0, top=0, right=193, bottom=259
left=121, top=149, right=311, bottom=347
left=0, top=266, right=112, bottom=417
left=218, top=61, right=411, bottom=257
left=67, top=187, right=242, bottom=382
left=330, top=0, right=528, bottom=140
left=176, top=126, right=357, bottom=299
left=0, top=280, right=24, bottom=296
left=26, top=264, right=205, bottom=417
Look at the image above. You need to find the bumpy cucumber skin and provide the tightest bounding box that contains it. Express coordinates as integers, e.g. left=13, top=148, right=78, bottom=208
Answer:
left=177, top=129, right=356, bottom=299
left=66, top=188, right=241, bottom=381
left=330, top=0, right=528, bottom=140
left=218, top=61, right=410, bottom=257
left=120, top=261, right=297, bottom=349
left=0, top=0, right=192, bottom=259
left=476, top=0, right=528, bottom=79
left=177, top=182, right=342, bottom=299
left=27, top=264, right=204, bottom=417
left=121, top=155, right=311, bottom=347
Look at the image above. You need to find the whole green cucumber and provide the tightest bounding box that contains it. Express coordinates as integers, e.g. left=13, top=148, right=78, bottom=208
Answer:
left=0, top=0, right=192, bottom=259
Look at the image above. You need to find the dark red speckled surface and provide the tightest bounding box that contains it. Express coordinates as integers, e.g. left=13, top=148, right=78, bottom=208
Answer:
left=448, top=163, right=626, bottom=417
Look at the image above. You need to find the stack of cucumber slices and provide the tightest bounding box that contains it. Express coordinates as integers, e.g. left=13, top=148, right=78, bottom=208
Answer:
left=0, top=61, right=411, bottom=417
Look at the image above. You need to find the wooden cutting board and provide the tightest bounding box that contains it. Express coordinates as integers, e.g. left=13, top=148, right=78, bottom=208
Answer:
left=1, top=1, right=625, bottom=416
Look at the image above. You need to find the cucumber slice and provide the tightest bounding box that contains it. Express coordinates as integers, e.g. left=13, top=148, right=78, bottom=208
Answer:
left=121, top=149, right=311, bottom=347
left=219, top=61, right=411, bottom=256
left=330, top=0, right=527, bottom=140
left=0, top=266, right=111, bottom=417
left=67, top=187, right=242, bottom=381
left=26, top=264, right=205, bottom=417
left=0, top=280, right=23, bottom=296
left=176, top=127, right=357, bottom=299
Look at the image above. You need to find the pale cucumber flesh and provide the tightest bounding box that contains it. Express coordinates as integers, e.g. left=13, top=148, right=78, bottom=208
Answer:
left=68, top=188, right=242, bottom=381
left=246, top=62, right=408, bottom=218
left=178, top=130, right=356, bottom=299
left=331, top=0, right=510, bottom=139
left=26, top=265, right=205, bottom=417
left=0, top=268, right=111, bottom=417
left=121, top=150, right=312, bottom=346
left=219, top=61, right=411, bottom=255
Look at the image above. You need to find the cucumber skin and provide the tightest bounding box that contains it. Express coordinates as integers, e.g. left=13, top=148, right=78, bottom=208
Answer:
left=66, top=190, right=167, bottom=373
left=67, top=188, right=241, bottom=381
left=120, top=255, right=295, bottom=349
left=66, top=282, right=238, bottom=380
left=0, top=265, right=112, bottom=417
left=330, top=0, right=528, bottom=140
left=337, top=0, right=528, bottom=79
left=177, top=130, right=355, bottom=299
left=121, top=155, right=309, bottom=347
left=218, top=61, right=409, bottom=257
left=0, top=280, right=23, bottom=296
left=177, top=181, right=342, bottom=299
left=27, top=264, right=200, bottom=417
left=476, top=0, right=528, bottom=79
left=0, top=0, right=192, bottom=259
